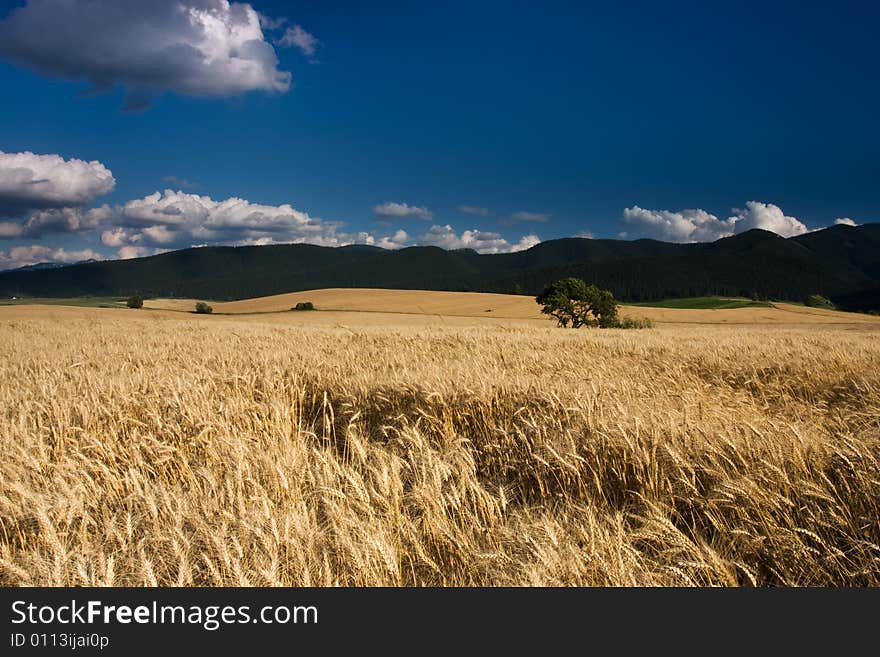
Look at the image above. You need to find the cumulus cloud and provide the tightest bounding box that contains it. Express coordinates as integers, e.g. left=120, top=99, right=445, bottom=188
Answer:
left=141, top=224, right=179, bottom=244
left=457, top=205, right=489, bottom=217
left=277, top=25, right=319, bottom=59
left=834, top=217, right=858, bottom=226
left=0, top=245, right=102, bottom=270
left=728, top=201, right=808, bottom=237
left=100, top=227, right=128, bottom=247
left=513, top=234, right=541, bottom=251
left=117, top=245, right=157, bottom=260
left=574, top=230, right=594, bottom=238
left=420, top=225, right=539, bottom=254
left=355, top=229, right=410, bottom=250
left=622, top=206, right=735, bottom=243
left=88, top=189, right=415, bottom=254
left=0, top=151, right=115, bottom=217
left=5, top=205, right=114, bottom=239
left=373, top=202, right=432, bottom=221
left=0, top=206, right=114, bottom=240
left=0, top=0, right=291, bottom=109
left=98, top=189, right=349, bottom=249
left=622, top=200, right=810, bottom=242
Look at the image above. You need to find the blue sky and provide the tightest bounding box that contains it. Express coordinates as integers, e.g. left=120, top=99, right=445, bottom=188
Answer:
left=0, top=0, right=877, bottom=267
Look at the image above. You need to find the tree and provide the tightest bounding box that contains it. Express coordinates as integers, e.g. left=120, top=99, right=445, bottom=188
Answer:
left=126, top=293, right=143, bottom=309
left=194, top=301, right=213, bottom=314
left=535, top=277, right=619, bottom=328
left=292, top=301, right=314, bottom=311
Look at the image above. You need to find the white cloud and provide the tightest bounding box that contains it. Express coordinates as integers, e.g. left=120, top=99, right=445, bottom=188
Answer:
left=0, top=151, right=115, bottom=217
left=0, top=245, right=102, bottom=270
left=117, top=245, right=155, bottom=260
left=141, top=224, right=178, bottom=244
left=102, top=189, right=347, bottom=249
left=419, top=225, right=540, bottom=254
left=278, top=25, right=319, bottom=59
left=101, top=227, right=129, bottom=247
left=95, top=189, right=414, bottom=253
left=0, top=222, right=23, bottom=238
left=356, top=229, right=410, bottom=250
left=458, top=205, right=489, bottom=217
left=573, top=230, right=594, bottom=238
left=1, top=205, right=115, bottom=240
left=622, top=200, right=809, bottom=242
left=622, top=206, right=735, bottom=242
left=257, top=13, right=287, bottom=31
left=834, top=217, right=858, bottom=226
left=728, top=201, right=808, bottom=237
left=0, top=0, right=291, bottom=109
left=20, top=205, right=114, bottom=238
left=512, top=234, right=541, bottom=252
left=373, top=202, right=432, bottom=221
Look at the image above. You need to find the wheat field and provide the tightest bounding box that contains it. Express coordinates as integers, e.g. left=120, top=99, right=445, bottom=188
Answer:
left=143, top=287, right=880, bottom=326
left=1, top=302, right=879, bottom=586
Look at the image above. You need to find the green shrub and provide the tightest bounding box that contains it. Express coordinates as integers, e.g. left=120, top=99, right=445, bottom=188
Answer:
left=126, top=294, right=143, bottom=309
left=804, top=294, right=835, bottom=309
left=292, top=302, right=315, bottom=311
left=194, top=301, right=213, bottom=314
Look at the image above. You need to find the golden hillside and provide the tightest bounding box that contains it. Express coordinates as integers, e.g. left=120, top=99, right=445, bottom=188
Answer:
left=143, top=288, right=880, bottom=326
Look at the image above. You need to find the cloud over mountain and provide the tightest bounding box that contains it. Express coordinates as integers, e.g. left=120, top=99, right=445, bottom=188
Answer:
left=622, top=206, right=734, bottom=243
left=355, top=229, right=410, bottom=250
left=623, top=201, right=809, bottom=242
left=98, top=189, right=349, bottom=251
left=420, top=225, right=539, bottom=254
left=0, top=244, right=101, bottom=270
left=729, top=201, right=808, bottom=237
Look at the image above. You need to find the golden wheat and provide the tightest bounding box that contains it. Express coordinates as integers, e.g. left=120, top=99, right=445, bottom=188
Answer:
left=141, top=287, right=880, bottom=325
left=1, top=305, right=878, bottom=586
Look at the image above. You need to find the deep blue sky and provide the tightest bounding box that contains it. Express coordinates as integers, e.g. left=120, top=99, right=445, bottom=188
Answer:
left=0, top=0, right=878, bottom=265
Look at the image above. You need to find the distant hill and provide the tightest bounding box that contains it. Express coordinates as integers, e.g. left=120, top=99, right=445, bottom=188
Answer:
left=0, top=258, right=101, bottom=274
left=1, top=261, right=67, bottom=273
left=1, top=224, right=878, bottom=311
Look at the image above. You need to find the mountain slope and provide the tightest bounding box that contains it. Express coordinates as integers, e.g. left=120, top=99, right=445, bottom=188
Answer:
left=1, top=224, right=878, bottom=310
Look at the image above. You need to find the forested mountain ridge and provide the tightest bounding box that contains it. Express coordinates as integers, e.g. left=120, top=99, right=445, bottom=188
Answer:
left=1, top=224, right=878, bottom=311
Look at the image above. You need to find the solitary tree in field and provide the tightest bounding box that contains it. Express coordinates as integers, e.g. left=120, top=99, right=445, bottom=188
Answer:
left=126, top=293, right=143, bottom=309
left=194, top=301, right=213, bottom=314
left=536, top=277, right=619, bottom=328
